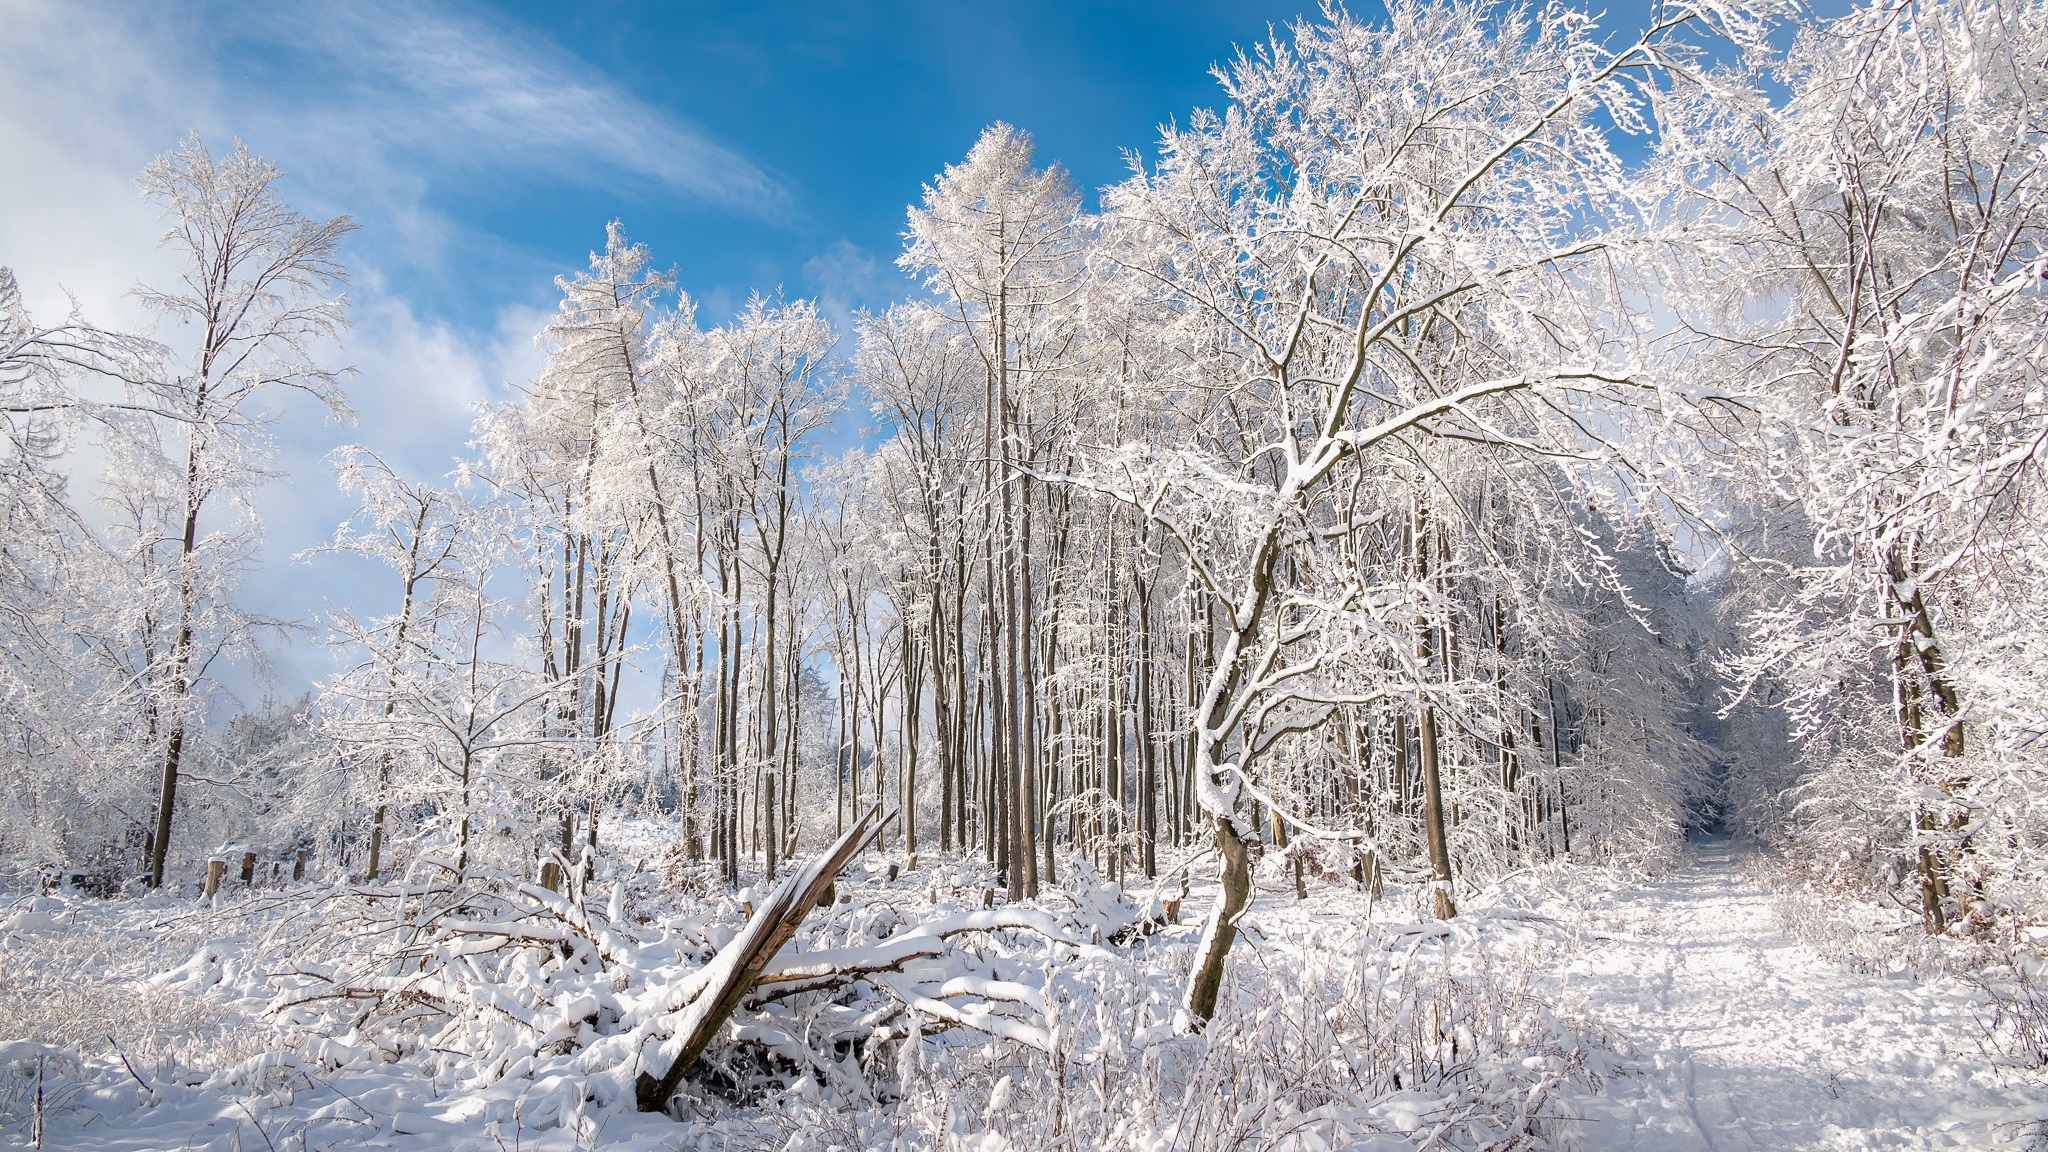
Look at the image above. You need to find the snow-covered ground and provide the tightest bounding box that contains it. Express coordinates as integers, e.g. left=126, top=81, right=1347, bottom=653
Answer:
left=0, top=839, right=2040, bottom=1150
left=1553, top=837, right=2042, bottom=1151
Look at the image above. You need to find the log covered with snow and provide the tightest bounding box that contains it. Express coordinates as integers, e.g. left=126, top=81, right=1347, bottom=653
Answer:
left=633, top=803, right=894, bottom=1112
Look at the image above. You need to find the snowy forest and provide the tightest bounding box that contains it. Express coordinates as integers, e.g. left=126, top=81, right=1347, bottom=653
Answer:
left=3, top=0, right=2047, bottom=1147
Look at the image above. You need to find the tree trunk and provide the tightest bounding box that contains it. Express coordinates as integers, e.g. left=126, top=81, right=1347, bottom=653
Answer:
left=1886, top=548, right=1974, bottom=931
left=1418, top=704, right=1456, bottom=919
left=147, top=446, right=205, bottom=890
left=1182, top=812, right=1253, bottom=1025
left=903, top=604, right=921, bottom=862
left=1135, top=569, right=1158, bottom=879
left=148, top=725, right=185, bottom=889
left=764, top=769, right=778, bottom=882
left=1412, top=495, right=1456, bottom=918
left=636, top=805, right=893, bottom=1112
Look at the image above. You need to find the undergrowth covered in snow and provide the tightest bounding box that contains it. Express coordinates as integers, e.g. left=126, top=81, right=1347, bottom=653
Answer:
left=10, top=838, right=2043, bottom=1149
left=1761, top=865, right=2048, bottom=1115
left=0, top=840, right=1622, bottom=1151
left=1759, top=855, right=2048, bottom=1101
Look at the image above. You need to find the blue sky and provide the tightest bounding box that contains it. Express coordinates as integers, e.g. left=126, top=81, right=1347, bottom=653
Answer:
left=211, top=0, right=1324, bottom=332
left=0, top=0, right=1686, bottom=704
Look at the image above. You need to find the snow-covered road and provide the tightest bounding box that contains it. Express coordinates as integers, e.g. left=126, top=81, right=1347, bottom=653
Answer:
left=1559, top=837, right=2035, bottom=1151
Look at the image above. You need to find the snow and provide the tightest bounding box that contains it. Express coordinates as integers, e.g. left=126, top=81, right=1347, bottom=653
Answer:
left=0, top=840, right=2039, bottom=1150
left=1553, top=838, right=2040, bottom=1151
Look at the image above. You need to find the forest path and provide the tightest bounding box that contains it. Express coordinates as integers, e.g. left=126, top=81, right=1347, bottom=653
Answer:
left=1559, top=837, right=2034, bottom=1151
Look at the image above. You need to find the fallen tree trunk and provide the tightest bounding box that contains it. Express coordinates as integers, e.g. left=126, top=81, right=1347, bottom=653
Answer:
left=743, top=905, right=1078, bottom=1011
left=635, top=803, right=894, bottom=1112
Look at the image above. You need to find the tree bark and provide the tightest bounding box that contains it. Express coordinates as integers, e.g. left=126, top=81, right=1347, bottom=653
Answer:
left=1418, top=704, right=1456, bottom=920
left=1182, top=812, right=1253, bottom=1025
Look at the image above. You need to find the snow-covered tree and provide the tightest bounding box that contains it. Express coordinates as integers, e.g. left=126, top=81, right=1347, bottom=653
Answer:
left=1084, top=0, right=1703, bottom=1022
left=306, top=449, right=469, bottom=879
left=0, top=269, right=157, bottom=879
left=903, top=124, right=1086, bottom=897
left=1665, top=0, right=2048, bottom=931
left=102, top=135, right=355, bottom=888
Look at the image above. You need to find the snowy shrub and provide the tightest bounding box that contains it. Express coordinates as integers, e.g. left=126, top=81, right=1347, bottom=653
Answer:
left=724, top=894, right=1610, bottom=1151
left=0, top=833, right=1618, bottom=1150
left=0, top=893, right=280, bottom=1104
left=1977, top=961, right=2048, bottom=1077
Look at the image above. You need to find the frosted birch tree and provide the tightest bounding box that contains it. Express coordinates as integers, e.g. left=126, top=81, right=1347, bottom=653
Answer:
left=903, top=125, right=1084, bottom=897
left=0, top=270, right=160, bottom=873
left=316, top=486, right=551, bottom=878
left=701, top=296, right=839, bottom=882
left=114, top=135, right=355, bottom=888
left=306, top=449, right=467, bottom=880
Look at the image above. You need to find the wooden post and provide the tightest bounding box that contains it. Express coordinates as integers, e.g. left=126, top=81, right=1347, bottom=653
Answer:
left=540, top=861, right=562, bottom=893
left=293, top=849, right=307, bottom=882
left=203, top=859, right=224, bottom=898
left=239, top=851, right=256, bottom=886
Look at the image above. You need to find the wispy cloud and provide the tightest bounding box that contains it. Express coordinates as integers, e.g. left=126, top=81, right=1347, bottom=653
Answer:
left=0, top=0, right=775, bottom=699
left=0, top=1, right=205, bottom=324
left=0, top=0, right=791, bottom=320
left=803, top=239, right=895, bottom=340
left=224, top=0, right=790, bottom=219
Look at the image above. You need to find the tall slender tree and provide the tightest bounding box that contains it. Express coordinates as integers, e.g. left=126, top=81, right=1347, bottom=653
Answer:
left=121, top=136, right=354, bottom=888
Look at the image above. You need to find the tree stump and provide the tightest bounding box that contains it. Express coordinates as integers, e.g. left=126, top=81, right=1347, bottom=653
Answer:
left=203, top=859, right=224, bottom=898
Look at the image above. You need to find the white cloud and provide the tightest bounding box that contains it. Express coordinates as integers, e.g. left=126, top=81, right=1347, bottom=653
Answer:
left=0, top=0, right=761, bottom=702
left=333, top=284, right=549, bottom=475
left=802, top=238, right=909, bottom=353
left=0, top=1, right=202, bottom=325
left=0, top=0, right=788, bottom=318
left=245, top=0, right=790, bottom=219
left=805, top=240, right=889, bottom=312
